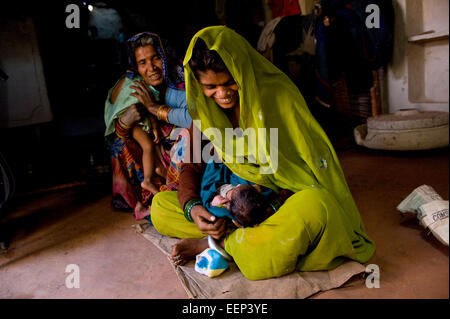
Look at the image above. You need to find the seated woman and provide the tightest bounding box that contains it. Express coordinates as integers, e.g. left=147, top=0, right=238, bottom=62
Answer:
left=104, top=32, right=192, bottom=220
left=150, top=26, right=375, bottom=280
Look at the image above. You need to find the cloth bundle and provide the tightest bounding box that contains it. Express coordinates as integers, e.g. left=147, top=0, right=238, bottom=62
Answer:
left=397, top=185, right=449, bottom=246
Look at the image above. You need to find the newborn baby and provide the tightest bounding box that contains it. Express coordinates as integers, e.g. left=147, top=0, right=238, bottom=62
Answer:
left=200, top=160, right=276, bottom=228
left=210, top=184, right=270, bottom=228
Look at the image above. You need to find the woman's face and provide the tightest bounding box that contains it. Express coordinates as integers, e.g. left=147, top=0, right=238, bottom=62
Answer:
left=197, top=69, right=239, bottom=109
left=135, top=45, right=164, bottom=87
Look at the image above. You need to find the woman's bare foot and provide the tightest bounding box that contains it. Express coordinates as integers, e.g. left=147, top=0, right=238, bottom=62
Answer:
left=141, top=179, right=160, bottom=195
left=170, top=238, right=209, bottom=266
left=134, top=201, right=151, bottom=219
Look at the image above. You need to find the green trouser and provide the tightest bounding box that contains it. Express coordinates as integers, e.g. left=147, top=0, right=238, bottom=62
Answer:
left=151, top=189, right=375, bottom=280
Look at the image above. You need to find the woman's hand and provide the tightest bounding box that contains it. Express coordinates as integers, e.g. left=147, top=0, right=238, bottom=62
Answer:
left=120, top=103, right=147, bottom=127
left=190, top=205, right=227, bottom=240
left=130, top=80, right=159, bottom=115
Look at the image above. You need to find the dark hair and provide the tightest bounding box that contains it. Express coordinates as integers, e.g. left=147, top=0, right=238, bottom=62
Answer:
left=188, top=38, right=228, bottom=78
left=229, top=185, right=268, bottom=228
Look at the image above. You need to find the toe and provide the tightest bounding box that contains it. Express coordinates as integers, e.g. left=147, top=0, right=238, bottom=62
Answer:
left=170, top=255, right=184, bottom=266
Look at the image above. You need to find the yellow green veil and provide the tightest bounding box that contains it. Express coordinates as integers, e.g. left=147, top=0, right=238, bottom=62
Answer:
left=184, top=26, right=365, bottom=228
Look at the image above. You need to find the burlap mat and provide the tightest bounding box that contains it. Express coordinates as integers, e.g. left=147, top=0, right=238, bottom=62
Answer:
left=134, top=223, right=366, bottom=299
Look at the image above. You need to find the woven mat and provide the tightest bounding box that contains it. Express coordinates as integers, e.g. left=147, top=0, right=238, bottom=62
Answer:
left=134, top=222, right=366, bottom=299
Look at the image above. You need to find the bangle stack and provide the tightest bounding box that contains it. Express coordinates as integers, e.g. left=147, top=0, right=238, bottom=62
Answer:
left=156, top=105, right=171, bottom=123
left=118, top=117, right=131, bottom=129
left=269, top=199, right=282, bottom=213
left=184, top=199, right=202, bottom=222
left=116, top=118, right=131, bottom=138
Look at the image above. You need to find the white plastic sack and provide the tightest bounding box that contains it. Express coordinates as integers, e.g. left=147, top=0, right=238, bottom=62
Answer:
left=397, top=185, right=449, bottom=246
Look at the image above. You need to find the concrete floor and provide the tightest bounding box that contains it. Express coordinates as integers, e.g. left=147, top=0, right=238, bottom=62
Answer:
left=0, top=146, right=448, bottom=299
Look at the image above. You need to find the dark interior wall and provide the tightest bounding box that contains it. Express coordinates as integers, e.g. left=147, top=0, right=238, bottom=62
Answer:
left=0, top=0, right=266, bottom=121
left=32, top=0, right=221, bottom=119
left=0, top=0, right=265, bottom=193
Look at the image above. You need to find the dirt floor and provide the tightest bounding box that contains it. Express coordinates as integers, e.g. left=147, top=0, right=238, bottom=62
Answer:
left=0, top=145, right=448, bottom=299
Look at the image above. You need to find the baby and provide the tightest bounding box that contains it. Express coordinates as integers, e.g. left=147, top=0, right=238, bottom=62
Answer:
left=200, top=160, right=275, bottom=228
left=210, top=183, right=272, bottom=228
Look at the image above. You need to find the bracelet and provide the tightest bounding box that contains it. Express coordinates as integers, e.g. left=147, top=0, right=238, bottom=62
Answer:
left=269, top=199, right=282, bottom=213
left=186, top=200, right=202, bottom=222
left=269, top=203, right=277, bottom=213
left=115, top=119, right=130, bottom=138
left=208, top=235, right=233, bottom=261
left=118, top=117, right=131, bottom=129
left=184, top=199, right=202, bottom=222
left=156, top=105, right=171, bottom=123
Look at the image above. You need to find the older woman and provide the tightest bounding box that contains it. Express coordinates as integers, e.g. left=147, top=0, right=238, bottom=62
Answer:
left=150, top=26, right=375, bottom=280
left=104, top=32, right=191, bottom=220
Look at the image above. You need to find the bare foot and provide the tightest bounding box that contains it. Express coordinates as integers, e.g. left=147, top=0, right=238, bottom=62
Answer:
left=135, top=201, right=151, bottom=219
left=170, top=238, right=209, bottom=266
left=141, top=179, right=160, bottom=195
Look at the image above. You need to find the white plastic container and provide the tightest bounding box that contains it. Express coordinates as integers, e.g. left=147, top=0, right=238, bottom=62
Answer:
left=354, top=109, right=449, bottom=150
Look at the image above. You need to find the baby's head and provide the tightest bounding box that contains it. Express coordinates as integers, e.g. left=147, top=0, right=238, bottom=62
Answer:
left=228, top=184, right=268, bottom=228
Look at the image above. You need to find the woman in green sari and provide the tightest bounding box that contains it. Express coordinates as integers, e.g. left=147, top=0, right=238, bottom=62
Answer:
left=150, top=26, right=375, bottom=280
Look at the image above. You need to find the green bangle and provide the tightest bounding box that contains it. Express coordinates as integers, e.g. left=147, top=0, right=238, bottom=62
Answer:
left=184, top=199, right=202, bottom=222
left=186, top=201, right=201, bottom=222
left=184, top=209, right=193, bottom=222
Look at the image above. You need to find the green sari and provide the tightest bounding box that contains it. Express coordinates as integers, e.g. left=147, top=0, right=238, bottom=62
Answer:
left=152, top=26, right=375, bottom=280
